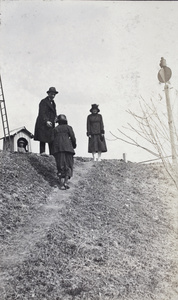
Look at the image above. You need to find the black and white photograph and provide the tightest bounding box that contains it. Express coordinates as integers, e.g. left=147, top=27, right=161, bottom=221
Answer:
left=0, top=0, right=178, bottom=299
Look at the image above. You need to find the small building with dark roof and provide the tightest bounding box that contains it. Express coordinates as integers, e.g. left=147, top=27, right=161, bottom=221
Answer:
left=2, top=126, right=34, bottom=152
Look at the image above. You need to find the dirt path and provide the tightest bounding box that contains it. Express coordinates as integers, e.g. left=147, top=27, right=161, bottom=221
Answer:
left=0, top=157, right=177, bottom=300
left=1, top=190, right=66, bottom=265
left=0, top=160, right=93, bottom=288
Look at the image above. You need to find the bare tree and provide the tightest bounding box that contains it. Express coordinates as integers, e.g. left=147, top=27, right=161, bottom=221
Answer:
left=110, top=96, right=178, bottom=189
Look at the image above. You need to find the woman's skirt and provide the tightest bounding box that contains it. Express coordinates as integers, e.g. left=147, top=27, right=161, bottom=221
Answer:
left=88, top=134, right=107, bottom=153
left=53, top=152, right=74, bottom=178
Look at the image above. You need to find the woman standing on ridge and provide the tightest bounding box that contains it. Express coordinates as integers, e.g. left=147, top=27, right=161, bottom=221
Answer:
left=86, top=104, right=107, bottom=161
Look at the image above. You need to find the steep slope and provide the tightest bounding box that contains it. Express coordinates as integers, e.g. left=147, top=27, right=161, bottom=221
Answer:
left=0, top=151, right=177, bottom=300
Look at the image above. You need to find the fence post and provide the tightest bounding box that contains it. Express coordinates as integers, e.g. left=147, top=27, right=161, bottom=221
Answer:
left=123, top=153, right=127, bottom=162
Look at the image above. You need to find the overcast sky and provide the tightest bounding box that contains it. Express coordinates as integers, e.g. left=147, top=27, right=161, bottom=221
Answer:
left=1, top=0, right=178, bottom=162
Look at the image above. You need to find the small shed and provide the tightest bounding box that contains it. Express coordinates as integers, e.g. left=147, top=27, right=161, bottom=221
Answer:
left=2, top=126, right=34, bottom=152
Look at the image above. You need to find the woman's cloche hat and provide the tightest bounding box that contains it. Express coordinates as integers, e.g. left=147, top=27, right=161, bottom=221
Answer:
left=90, top=104, right=100, bottom=112
left=47, top=87, right=58, bottom=94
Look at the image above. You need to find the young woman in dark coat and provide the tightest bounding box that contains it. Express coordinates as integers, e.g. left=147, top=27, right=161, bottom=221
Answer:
left=52, top=114, right=76, bottom=190
left=87, top=104, right=107, bottom=161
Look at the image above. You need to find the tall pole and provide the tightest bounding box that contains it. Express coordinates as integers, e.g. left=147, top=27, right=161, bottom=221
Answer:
left=158, top=58, right=178, bottom=182
left=164, top=83, right=177, bottom=166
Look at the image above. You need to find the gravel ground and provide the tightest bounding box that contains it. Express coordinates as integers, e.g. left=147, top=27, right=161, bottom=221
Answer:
left=0, top=151, right=177, bottom=300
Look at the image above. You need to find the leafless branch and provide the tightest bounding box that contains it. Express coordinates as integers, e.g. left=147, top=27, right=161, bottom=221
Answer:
left=110, top=95, right=178, bottom=189
left=110, top=131, right=159, bottom=157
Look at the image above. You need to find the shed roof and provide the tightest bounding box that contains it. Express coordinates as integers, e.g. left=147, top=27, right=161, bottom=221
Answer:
left=0, top=126, right=34, bottom=140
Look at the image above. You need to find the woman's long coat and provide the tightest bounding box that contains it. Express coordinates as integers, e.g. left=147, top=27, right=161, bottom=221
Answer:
left=87, top=113, right=107, bottom=153
left=34, top=97, right=57, bottom=143
left=52, top=124, right=76, bottom=155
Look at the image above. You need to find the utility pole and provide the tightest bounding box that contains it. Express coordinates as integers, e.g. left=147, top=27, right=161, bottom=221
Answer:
left=158, top=58, right=178, bottom=177
left=164, top=84, right=177, bottom=163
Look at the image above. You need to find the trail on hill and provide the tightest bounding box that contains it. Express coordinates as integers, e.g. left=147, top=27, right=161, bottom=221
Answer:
left=0, top=152, right=178, bottom=300
left=0, top=158, right=92, bottom=267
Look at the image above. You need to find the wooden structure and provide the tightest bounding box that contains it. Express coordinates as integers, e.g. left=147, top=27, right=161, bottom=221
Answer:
left=0, top=75, right=11, bottom=149
left=2, top=126, right=34, bottom=152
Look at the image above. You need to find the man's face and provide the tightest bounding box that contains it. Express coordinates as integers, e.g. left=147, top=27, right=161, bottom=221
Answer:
left=48, top=92, right=56, bottom=100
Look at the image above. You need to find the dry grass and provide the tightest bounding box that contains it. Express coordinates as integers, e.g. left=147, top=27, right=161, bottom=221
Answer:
left=0, top=151, right=177, bottom=299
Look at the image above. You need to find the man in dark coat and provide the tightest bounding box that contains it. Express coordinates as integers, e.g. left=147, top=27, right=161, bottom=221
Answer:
left=34, top=87, right=58, bottom=155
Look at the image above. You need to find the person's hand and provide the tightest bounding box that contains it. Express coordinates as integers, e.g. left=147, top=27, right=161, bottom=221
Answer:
left=46, top=121, right=52, bottom=127
left=100, top=133, right=104, bottom=141
left=89, top=135, right=91, bottom=138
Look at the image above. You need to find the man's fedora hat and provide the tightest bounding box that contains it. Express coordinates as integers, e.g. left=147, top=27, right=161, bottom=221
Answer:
left=47, top=87, right=58, bottom=94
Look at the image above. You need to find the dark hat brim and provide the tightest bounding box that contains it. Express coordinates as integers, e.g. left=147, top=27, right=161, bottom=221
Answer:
left=47, top=90, right=58, bottom=94
left=90, top=108, right=100, bottom=112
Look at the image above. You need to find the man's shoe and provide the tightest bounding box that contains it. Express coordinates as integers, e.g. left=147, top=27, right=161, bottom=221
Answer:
left=40, top=152, right=49, bottom=157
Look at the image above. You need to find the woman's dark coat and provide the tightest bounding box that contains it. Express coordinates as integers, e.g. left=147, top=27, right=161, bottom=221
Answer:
left=52, top=124, right=76, bottom=155
left=34, top=97, right=57, bottom=143
left=87, top=113, right=107, bottom=153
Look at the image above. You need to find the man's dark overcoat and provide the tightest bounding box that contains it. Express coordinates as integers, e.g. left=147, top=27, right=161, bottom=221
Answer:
left=87, top=113, right=107, bottom=153
left=34, top=97, right=57, bottom=143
